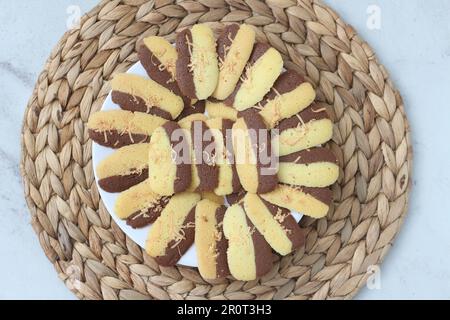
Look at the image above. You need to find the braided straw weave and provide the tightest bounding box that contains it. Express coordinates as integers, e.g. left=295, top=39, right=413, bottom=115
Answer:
left=20, top=0, right=412, bottom=300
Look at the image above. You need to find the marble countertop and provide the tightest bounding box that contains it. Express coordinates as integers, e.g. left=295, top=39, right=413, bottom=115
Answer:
left=1, top=0, right=449, bottom=299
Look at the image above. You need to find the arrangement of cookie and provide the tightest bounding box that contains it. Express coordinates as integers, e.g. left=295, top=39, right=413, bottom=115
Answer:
left=88, top=23, right=339, bottom=281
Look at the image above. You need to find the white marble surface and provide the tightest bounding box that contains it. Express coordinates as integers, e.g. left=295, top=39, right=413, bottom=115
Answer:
left=0, top=0, right=449, bottom=300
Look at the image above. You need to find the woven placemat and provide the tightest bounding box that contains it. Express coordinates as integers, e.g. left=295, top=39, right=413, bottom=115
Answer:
left=20, top=0, right=412, bottom=300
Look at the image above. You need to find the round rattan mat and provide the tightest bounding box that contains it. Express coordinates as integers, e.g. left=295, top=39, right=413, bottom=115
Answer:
left=20, top=0, right=412, bottom=300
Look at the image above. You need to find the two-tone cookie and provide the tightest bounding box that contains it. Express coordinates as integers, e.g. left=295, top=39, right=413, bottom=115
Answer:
left=146, top=192, right=201, bottom=266
left=232, top=111, right=278, bottom=194
left=176, top=24, right=219, bottom=100
left=114, top=179, right=171, bottom=229
left=88, top=110, right=166, bottom=148
left=257, top=70, right=316, bottom=128
left=111, top=73, right=183, bottom=120
left=275, top=104, right=333, bottom=156
left=224, top=43, right=283, bottom=111
left=213, top=24, right=256, bottom=100
left=260, top=184, right=333, bottom=218
left=148, top=122, right=192, bottom=196
left=138, top=36, right=179, bottom=94
left=96, top=143, right=150, bottom=193
left=223, top=204, right=273, bottom=280
left=206, top=118, right=241, bottom=196
left=190, top=120, right=219, bottom=192
left=243, top=193, right=305, bottom=256
left=195, top=199, right=230, bottom=279
left=278, top=147, right=339, bottom=187
left=139, top=36, right=204, bottom=118
left=205, top=99, right=238, bottom=121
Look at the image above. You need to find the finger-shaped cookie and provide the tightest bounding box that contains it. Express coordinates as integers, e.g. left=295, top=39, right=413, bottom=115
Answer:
left=257, top=70, right=316, bottom=128
left=88, top=110, right=166, bottom=148
left=205, top=99, right=238, bottom=121
left=96, top=143, right=150, bottom=193
left=111, top=73, right=184, bottom=120
left=243, top=193, right=305, bottom=256
left=146, top=192, right=201, bottom=266
left=278, top=147, right=339, bottom=187
left=232, top=111, right=278, bottom=194
left=213, top=24, right=256, bottom=100
left=223, top=204, right=273, bottom=280
left=115, top=179, right=171, bottom=229
left=206, top=118, right=241, bottom=195
left=138, top=36, right=178, bottom=93
left=275, top=104, right=333, bottom=156
left=176, top=24, right=219, bottom=100
left=224, top=43, right=283, bottom=111
left=139, top=37, right=207, bottom=119
left=148, top=122, right=192, bottom=196
left=185, top=120, right=219, bottom=192
left=260, top=184, right=333, bottom=218
left=195, top=200, right=230, bottom=279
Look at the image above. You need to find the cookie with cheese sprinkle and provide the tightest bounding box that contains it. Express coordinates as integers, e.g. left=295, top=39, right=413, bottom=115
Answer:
left=148, top=122, right=192, bottom=196
left=184, top=120, right=219, bottom=192
left=232, top=111, right=278, bottom=194
left=278, top=147, right=339, bottom=187
left=223, top=204, right=273, bottom=281
left=224, top=43, right=283, bottom=111
left=176, top=24, right=219, bottom=100
left=275, top=104, right=333, bottom=156
left=96, top=143, right=150, bottom=193
left=213, top=24, right=256, bottom=100
left=257, top=70, right=316, bottom=128
left=115, top=179, right=171, bottom=229
left=139, top=36, right=204, bottom=118
left=111, top=73, right=184, bottom=120
left=146, top=192, right=201, bottom=266
left=195, top=200, right=230, bottom=279
left=206, top=117, right=241, bottom=196
left=243, top=193, right=305, bottom=256
left=260, top=184, right=333, bottom=218
left=88, top=110, right=167, bottom=148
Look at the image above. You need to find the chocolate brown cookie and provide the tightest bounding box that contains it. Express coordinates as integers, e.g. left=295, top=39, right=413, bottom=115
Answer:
left=96, top=143, right=150, bottom=193
left=88, top=110, right=166, bottom=148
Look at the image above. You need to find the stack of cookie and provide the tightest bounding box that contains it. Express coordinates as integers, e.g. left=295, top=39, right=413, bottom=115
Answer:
left=88, top=23, right=339, bottom=281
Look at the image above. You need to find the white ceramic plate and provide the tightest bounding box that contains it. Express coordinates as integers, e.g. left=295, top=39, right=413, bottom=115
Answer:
left=92, top=61, right=303, bottom=267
